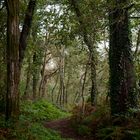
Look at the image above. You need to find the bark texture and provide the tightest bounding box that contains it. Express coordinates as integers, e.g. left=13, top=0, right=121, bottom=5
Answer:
left=5, top=0, right=36, bottom=120
left=6, top=0, right=20, bottom=120
left=109, top=0, right=137, bottom=115
left=19, top=0, right=36, bottom=66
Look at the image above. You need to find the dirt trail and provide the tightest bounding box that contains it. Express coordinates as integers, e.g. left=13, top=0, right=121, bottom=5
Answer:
left=44, top=118, right=94, bottom=140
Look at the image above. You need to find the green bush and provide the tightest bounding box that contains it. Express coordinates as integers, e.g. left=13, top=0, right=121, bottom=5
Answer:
left=0, top=99, right=71, bottom=140
left=96, top=126, right=124, bottom=140
left=96, top=126, right=140, bottom=140
left=10, top=122, right=65, bottom=140
left=21, top=99, right=69, bottom=121
left=77, top=124, right=92, bottom=136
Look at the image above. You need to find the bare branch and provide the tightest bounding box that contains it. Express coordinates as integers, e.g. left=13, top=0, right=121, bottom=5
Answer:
left=130, top=16, right=140, bottom=19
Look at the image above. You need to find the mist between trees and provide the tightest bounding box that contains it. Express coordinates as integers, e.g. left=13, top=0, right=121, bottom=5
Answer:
left=0, top=0, right=140, bottom=139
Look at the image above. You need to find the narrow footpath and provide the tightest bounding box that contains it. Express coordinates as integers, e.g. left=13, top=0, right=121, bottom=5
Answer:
left=44, top=118, right=94, bottom=140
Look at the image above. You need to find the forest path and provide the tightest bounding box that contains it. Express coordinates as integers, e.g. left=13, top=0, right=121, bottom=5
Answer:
left=44, top=118, right=94, bottom=140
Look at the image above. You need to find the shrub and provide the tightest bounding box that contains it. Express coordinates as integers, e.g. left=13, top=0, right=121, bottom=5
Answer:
left=21, top=99, right=69, bottom=121
left=0, top=99, right=70, bottom=140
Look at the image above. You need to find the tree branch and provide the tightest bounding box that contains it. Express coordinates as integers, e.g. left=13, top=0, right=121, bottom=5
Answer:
left=130, top=16, right=140, bottom=19
left=124, top=3, right=134, bottom=10
left=134, top=29, right=140, bottom=57
left=19, top=0, right=36, bottom=66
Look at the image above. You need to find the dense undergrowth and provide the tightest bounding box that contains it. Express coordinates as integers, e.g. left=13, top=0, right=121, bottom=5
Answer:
left=1, top=100, right=140, bottom=140
left=0, top=99, right=70, bottom=140
left=21, top=99, right=69, bottom=121
left=71, top=103, right=140, bottom=140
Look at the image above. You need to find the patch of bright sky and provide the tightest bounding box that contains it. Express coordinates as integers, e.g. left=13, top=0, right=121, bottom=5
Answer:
left=45, top=58, right=58, bottom=71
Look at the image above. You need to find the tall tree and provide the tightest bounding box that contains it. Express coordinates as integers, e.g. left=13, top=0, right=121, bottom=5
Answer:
left=109, top=0, right=137, bottom=116
left=0, top=1, right=7, bottom=113
left=5, top=0, right=36, bottom=120
left=5, top=0, right=20, bottom=120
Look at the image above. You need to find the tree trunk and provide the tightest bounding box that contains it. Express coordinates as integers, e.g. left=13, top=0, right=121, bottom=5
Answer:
left=70, top=0, right=97, bottom=106
left=109, top=0, right=137, bottom=116
left=65, top=74, right=70, bottom=105
left=89, top=49, right=97, bottom=106
left=51, top=75, right=59, bottom=102
left=5, top=0, right=36, bottom=120
left=59, top=46, right=65, bottom=107
left=24, top=58, right=31, bottom=98
left=32, top=52, right=38, bottom=99
left=39, top=51, right=47, bottom=97
left=41, top=75, right=48, bottom=97
left=19, top=0, right=36, bottom=67
left=81, top=62, right=88, bottom=113
left=6, top=0, right=20, bottom=120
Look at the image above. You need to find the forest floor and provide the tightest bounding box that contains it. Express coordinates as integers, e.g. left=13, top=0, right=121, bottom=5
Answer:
left=44, top=118, right=94, bottom=140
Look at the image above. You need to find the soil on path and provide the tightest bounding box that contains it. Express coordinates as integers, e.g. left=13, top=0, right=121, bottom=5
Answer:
left=44, top=118, right=95, bottom=140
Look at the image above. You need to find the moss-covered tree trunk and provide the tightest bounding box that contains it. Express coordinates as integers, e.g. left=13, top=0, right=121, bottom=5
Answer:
left=109, top=0, right=137, bottom=116
left=6, top=0, right=20, bottom=120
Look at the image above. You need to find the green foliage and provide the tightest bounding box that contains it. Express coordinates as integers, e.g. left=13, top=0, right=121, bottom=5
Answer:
left=0, top=99, right=70, bottom=140
left=21, top=99, right=69, bottom=121
left=0, top=116, right=67, bottom=140
left=77, top=124, right=92, bottom=136
left=125, top=129, right=140, bottom=140
left=97, top=126, right=140, bottom=140
left=9, top=122, right=64, bottom=140
left=71, top=104, right=110, bottom=137
left=0, top=0, right=140, bottom=139
left=96, top=126, right=124, bottom=140
left=71, top=103, right=140, bottom=140
left=72, top=103, right=110, bottom=127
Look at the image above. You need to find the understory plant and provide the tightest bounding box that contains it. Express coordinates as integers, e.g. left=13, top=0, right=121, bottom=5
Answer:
left=0, top=99, right=70, bottom=140
left=71, top=103, right=140, bottom=140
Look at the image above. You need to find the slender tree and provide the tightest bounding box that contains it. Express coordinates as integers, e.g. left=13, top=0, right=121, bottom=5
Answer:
left=24, top=58, right=31, bottom=98
left=32, top=52, right=37, bottom=99
left=70, top=0, right=97, bottom=106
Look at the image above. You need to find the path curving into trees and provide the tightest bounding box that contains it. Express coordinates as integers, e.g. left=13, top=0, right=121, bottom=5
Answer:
left=44, top=118, right=95, bottom=140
